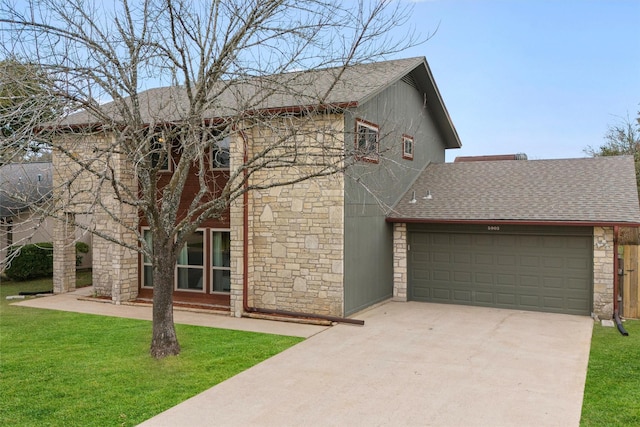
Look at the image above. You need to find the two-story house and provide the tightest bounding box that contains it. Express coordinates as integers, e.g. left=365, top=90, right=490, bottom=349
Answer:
left=52, top=57, right=461, bottom=319
left=51, top=56, right=640, bottom=322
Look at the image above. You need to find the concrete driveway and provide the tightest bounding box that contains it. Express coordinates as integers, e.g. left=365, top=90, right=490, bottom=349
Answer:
left=140, top=301, right=593, bottom=427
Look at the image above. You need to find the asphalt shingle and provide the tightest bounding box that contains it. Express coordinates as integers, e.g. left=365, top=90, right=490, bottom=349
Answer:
left=61, top=57, right=426, bottom=126
left=0, top=162, right=52, bottom=217
left=388, top=156, right=640, bottom=224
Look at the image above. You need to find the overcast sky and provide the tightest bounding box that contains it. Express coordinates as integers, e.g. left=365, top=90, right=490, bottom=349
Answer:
left=394, top=0, right=640, bottom=162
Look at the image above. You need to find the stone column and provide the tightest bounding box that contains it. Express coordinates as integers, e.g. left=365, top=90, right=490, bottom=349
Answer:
left=110, top=240, right=138, bottom=304
left=229, top=131, right=249, bottom=318
left=593, top=226, right=614, bottom=318
left=53, top=213, right=76, bottom=293
left=91, top=144, right=139, bottom=303
left=229, top=201, right=245, bottom=317
left=392, top=223, right=408, bottom=301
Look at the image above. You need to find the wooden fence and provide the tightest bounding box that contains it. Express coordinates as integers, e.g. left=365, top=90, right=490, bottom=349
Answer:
left=622, top=245, right=640, bottom=319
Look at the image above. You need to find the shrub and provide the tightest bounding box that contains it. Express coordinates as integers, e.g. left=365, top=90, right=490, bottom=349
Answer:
left=4, top=242, right=90, bottom=281
left=5, top=242, right=54, bottom=281
left=75, top=241, right=89, bottom=266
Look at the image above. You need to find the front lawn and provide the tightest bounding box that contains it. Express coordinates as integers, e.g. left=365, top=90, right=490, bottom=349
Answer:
left=581, top=319, right=640, bottom=426
left=0, top=275, right=303, bottom=426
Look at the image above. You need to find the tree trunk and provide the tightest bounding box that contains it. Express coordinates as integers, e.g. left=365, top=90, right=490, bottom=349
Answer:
left=150, top=245, right=180, bottom=358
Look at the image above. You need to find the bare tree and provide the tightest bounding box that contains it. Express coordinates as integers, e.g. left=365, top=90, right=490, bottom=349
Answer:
left=0, top=58, right=58, bottom=164
left=0, top=0, right=420, bottom=358
left=585, top=111, right=640, bottom=191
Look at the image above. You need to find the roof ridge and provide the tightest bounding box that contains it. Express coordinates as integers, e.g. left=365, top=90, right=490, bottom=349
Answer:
left=136, top=57, right=427, bottom=94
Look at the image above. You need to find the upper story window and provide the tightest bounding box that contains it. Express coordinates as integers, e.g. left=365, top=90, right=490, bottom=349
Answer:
left=211, top=135, right=230, bottom=170
left=355, top=119, right=379, bottom=163
left=402, top=134, right=414, bottom=160
left=150, top=136, right=172, bottom=172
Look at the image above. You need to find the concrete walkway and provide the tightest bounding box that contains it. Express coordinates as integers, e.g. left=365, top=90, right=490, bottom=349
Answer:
left=13, top=287, right=327, bottom=338
left=14, top=290, right=593, bottom=426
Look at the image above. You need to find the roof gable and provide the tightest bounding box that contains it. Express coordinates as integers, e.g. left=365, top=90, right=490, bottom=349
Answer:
left=388, top=156, right=640, bottom=225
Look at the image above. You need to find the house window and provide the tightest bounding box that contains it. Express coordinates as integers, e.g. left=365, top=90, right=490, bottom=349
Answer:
left=151, top=136, right=172, bottom=172
left=355, top=119, right=379, bottom=162
left=211, top=230, right=231, bottom=293
left=402, top=134, right=414, bottom=160
left=141, top=228, right=153, bottom=287
left=176, top=231, right=205, bottom=292
left=211, top=136, right=231, bottom=170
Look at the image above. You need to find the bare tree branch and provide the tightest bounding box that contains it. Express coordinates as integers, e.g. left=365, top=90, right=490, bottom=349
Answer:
left=0, top=0, right=424, bottom=358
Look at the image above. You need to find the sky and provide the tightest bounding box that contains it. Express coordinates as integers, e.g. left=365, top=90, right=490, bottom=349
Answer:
left=392, top=0, right=640, bottom=162
left=4, top=0, right=637, bottom=164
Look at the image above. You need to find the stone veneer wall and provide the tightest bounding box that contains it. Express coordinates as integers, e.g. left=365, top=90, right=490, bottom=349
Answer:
left=229, top=115, right=345, bottom=317
left=53, top=213, right=76, bottom=293
left=52, top=133, right=138, bottom=302
left=593, top=226, right=614, bottom=318
left=392, top=223, right=408, bottom=301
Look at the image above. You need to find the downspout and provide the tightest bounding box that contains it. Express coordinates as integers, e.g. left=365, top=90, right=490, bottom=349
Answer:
left=613, top=225, right=628, bottom=336
left=240, top=132, right=364, bottom=326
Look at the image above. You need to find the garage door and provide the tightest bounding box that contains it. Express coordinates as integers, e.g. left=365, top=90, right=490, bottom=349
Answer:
left=408, top=225, right=593, bottom=315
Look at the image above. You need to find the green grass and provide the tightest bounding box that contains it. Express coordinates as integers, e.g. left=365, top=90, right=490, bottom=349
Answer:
left=581, top=319, right=640, bottom=426
left=0, top=275, right=304, bottom=426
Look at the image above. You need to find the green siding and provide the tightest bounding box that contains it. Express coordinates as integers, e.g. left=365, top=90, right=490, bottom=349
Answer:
left=344, top=207, right=393, bottom=315
left=343, top=75, right=449, bottom=315
left=344, top=77, right=446, bottom=208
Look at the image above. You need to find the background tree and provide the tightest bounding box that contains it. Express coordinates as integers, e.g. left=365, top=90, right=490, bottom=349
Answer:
left=0, top=58, right=59, bottom=164
left=0, top=0, right=421, bottom=358
left=585, top=111, right=640, bottom=190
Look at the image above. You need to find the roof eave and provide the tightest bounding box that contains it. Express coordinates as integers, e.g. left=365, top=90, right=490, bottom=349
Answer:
left=240, top=101, right=358, bottom=117
left=385, top=217, right=640, bottom=227
left=53, top=101, right=359, bottom=130
left=419, top=58, right=462, bottom=150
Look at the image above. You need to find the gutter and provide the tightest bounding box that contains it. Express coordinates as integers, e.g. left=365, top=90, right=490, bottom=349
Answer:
left=239, top=131, right=364, bottom=326
left=44, top=102, right=359, bottom=132
left=613, top=225, right=629, bottom=336
left=385, top=217, right=640, bottom=228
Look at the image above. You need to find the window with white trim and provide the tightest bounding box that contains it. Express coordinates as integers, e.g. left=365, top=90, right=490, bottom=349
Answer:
left=355, top=119, right=379, bottom=162
left=210, top=230, right=231, bottom=293
left=402, top=134, right=414, bottom=160
left=141, top=228, right=154, bottom=287
left=176, top=231, right=205, bottom=292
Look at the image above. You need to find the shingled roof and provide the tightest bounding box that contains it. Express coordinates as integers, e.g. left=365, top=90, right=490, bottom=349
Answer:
left=0, top=162, right=52, bottom=218
left=387, top=156, right=640, bottom=225
left=60, top=57, right=461, bottom=149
